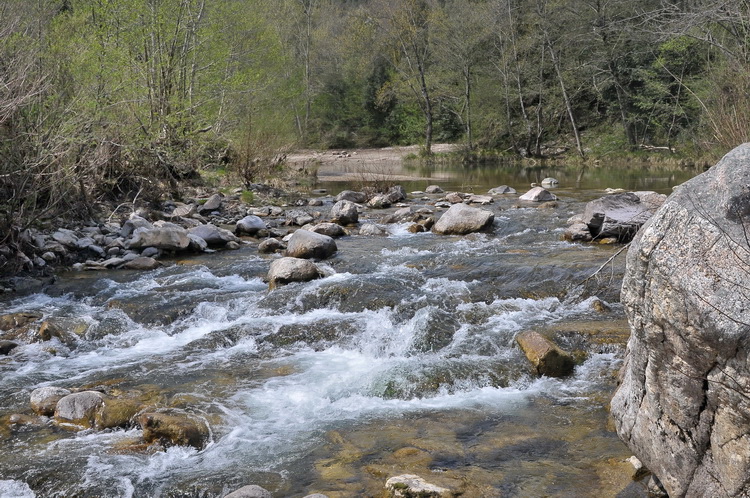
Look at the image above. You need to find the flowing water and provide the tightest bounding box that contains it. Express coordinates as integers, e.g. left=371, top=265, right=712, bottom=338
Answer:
left=0, top=162, right=697, bottom=497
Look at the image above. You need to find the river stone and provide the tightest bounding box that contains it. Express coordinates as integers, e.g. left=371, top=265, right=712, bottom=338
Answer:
left=432, top=203, right=494, bottom=235
left=611, top=144, right=750, bottom=498
left=236, top=215, right=266, bottom=235
left=425, top=185, right=443, bottom=194
left=123, top=257, right=161, bottom=271
left=198, top=193, right=223, bottom=213
left=387, top=185, right=407, bottom=203
left=268, top=257, right=322, bottom=289
left=0, top=340, right=19, bottom=355
left=516, top=330, right=575, bottom=378
left=385, top=474, right=451, bottom=497
left=189, top=224, right=240, bottom=246
left=330, top=200, right=359, bottom=225
left=541, top=177, right=559, bottom=187
left=466, top=194, right=493, bottom=205
left=224, top=485, right=273, bottom=498
left=359, top=223, right=387, bottom=236
left=120, top=215, right=153, bottom=238
left=0, top=312, right=42, bottom=331
left=519, top=186, right=556, bottom=202
left=51, top=228, right=79, bottom=248
left=258, top=238, right=284, bottom=254
left=583, top=191, right=666, bottom=241
left=336, top=190, right=367, bottom=204
left=488, top=185, right=516, bottom=195
left=137, top=409, right=210, bottom=449
left=285, top=230, right=337, bottom=260
left=128, top=226, right=190, bottom=250
left=54, top=391, right=105, bottom=428
left=172, top=203, right=196, bottom=217
left=309, top=223, right=347, bottom=238
left=563, top=222, right=594, bottom=242
left=30, top=387, right=72, bottom=416
left=368, top=194, right=391, bottom=209
left=188, top=233, right=208, bottom=252
left=445, top=192, right=463, bottom=204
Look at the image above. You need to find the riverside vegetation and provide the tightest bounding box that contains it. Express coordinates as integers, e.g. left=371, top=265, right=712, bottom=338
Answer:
left=2, top=0, right=750, bottom=274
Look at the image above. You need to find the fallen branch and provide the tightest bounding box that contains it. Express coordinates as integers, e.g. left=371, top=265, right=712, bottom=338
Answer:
left=580, top=242, right=631, bottom=286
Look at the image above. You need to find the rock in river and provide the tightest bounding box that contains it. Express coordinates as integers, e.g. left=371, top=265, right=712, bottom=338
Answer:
left=137, top=409, right=210, bottom=450
left=519, top=186, right=556, bottom=202
left=54, top=391, right=105, bottom=429
left=31, top=387, right=72, bottom=416
left=516, top=330, right=575, bottom=378
left=268, top=257, right=323, bottom=289
left=385, top=474, right=451, bottom=497
left=432, top=203, right=494, bottom=235
left=611, top=144, right=750, bottom=498
left=285, top=229, right=337, bottom=260
left=235, top=215, right=266, bottom=235
left=582, top=191, right=665, bottom=241
left=225, top=485, right=273, bottom=498
left=330, top=200, right=359, bottom=225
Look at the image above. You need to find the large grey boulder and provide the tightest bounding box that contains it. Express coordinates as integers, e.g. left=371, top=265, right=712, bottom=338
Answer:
left=611, top=144, right=750, bottom=498
left=128, top=225, right=190, bottom=251
left=267, top=257, right=322, bottom=289
left=432, top=203, right=494, bottom=235
left=583, top=191, right=666, bottom=241
left=330, top=200, right=359, bottom=225
left=285, top=230, right=337, bottom=260
left=235, top=215, right=266, bottom=235
left=189, top=224, right=240, bottom=246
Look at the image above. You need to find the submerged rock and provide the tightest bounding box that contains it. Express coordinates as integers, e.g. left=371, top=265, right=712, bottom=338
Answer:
left=516, top=330, right=575, bottom=378
left=385, top=474, right=451, bottom=497
left=432, top=203, right=494, bottom=235
left=267, top=257, right=323, bottom=289
left=611, top=144, right=750, bottom=498
left=0, top=340, right=19, bottom=355
left=224, top=485, right=273, bottom=498
left=359, top=223, right=387, bottom=236
left=137, top=409, right=210, bottom=450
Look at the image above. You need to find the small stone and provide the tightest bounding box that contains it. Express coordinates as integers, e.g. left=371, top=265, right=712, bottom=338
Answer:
left=54, top=391, right=105, bottom=429
left=488, top=185, right=517, bottom=195
left=137, top=409, right=210, bottom=449
left=385, top=474, right=451, bottom=497
left=141, top=247, right=161, bottom=258
left=425, top=185, right=444, bottom=194
left=516, top=330, right=575, bottom=378
left=359, top=224, right=387, bottom=236
left=30, top=387, right=72, bottom=416
left=199, top=193, right=223, bottom=213
left=258, top=238, right=284, bottom=254
left=224, top=485, right=273, bottom=498
left=236, top=215, right=267, bottom=235
left=226, top=241, right=241, bottom=250
left=123, top=257, right=161, bottom=271
left=519, top=187, right=556, bottom=202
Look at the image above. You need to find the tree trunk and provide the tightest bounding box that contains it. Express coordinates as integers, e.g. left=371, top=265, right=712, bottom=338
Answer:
left=546, top=35, right=584, bottom=158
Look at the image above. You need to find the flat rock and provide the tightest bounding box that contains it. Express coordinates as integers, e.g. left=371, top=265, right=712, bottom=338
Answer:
left=425, top=185, right=444, bottom=194
left=488, top=185, right=516, bottom=195
left=432, top=203, right=494, bottom=235
left=309, top=223, right=347, bottom=238
left=336, top=190, right=367, bottom=204
left=128, top=226, right=190, bottom=251
left=359, top=224, right=387, bottom=236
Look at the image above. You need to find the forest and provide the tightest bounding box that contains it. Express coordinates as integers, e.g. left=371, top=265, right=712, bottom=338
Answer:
left=1, top=0, right=749, bottom=248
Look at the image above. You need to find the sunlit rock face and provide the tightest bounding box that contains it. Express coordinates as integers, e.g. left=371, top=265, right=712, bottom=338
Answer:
left=612, top=143, right=750, bottom=498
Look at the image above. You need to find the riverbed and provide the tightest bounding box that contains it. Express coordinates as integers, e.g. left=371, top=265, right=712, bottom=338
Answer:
left=0, top=160, right=697, bottom=497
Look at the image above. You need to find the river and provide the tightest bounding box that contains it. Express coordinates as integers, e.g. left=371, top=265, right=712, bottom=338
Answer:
left=0, top=161, right=697, bottom=497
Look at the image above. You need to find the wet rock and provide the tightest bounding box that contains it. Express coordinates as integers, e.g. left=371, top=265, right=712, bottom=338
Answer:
left=225, top=485, right=272, bottom=498
left=488, top=185, right=516, bottom=195
left=309, top=223, right=347, bottom=238
left=236, top=215, right=267, bottom=235
left=268, top=257, right=323, bottom=289
left=368, top=195, right=392, bottom=209
left=425, top=185, right=443, bottom=194
left=54, top=391, right=105, bottom=428
left=541, top=177, right=559, bottom=187
left=8, top=414, right=48, bottom=431
left=258, top=238, right=284, bottom=254
left=308, top=198, right=324, bottom=207
left=359, top=224, right=387, bottom=236
left=226, top=241, right=241, bottom=250
left=516, top=330, right=575, bottom=378
left=582, top=191, right=666, bottom=241
left=128, top=225, right=190, bottom=251
left=188, top=234, right=208, bottom=252
left=0, top=340, right=19, bottom=355
left=37, top=320, right=82, bottom=345
left=286, top=209, right=315, bottom=226
left=95, top=397, right=142, bottom=429
left=336, top=190, right=367, bottom=204
left=285, top=230, right=337, bottom=260
left=199, top=193, right=223, bottom=213
left=432, top=203, right=494, bottom=235
left=330, top=200, right=359, bottom=225
left=407, top=223, right=425, bottom=233
left=137, top=409, right=210, bottom=449
left=385, top=474, right=451, bottom=497
left=563, top=222, right=594, bottom=242
left=610, top=144, right=750, bottom=498
left=123, top=257, right=161, bottom=271
left=141, top=247, right=161, bottom=258
left=0, top=312, right=42, bottom=331
left=189, top=224, right=240, bottom=246
left=519, top=186, right=557, bottom=202
left=30, top=387, right=72, bottom=416
left=303, top=494, right=329, bottom=498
